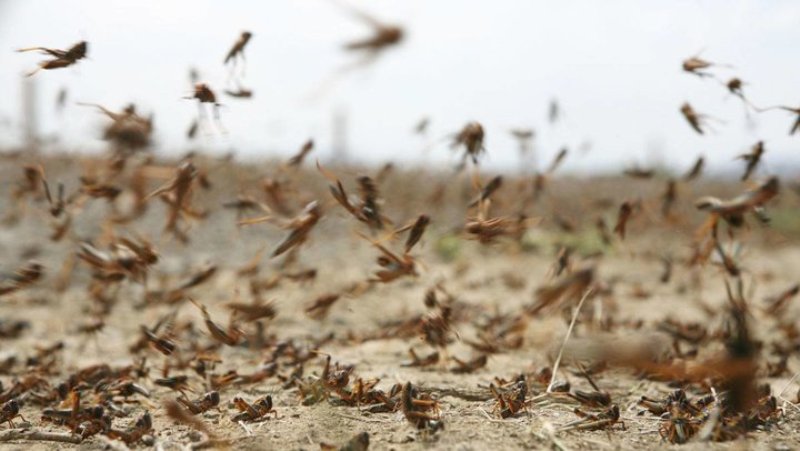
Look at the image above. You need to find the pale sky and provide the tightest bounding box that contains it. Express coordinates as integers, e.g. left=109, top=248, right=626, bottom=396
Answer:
left=0, top=0, right=798, bottom=174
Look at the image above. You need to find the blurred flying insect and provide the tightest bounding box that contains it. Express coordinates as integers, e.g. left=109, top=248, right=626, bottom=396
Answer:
left=414, top=117, right=430, bottom=136
left=450, top=354, right=488, bottom=374
left=17, top=41, right=87, bottom=76
left=224, top=31, right=253, bottom=71
left=164, top=400, right=219, bottom=443
left=286, top=139, right=314, bottom=168
left=186, top=118, right=199, bottom=140
left=466, top=191, right=537, bottom=245
left=185, top=83, right=225, bottom=134
left=338, top=1, right=403, bottom=64
left=240, top=200, right=323, bottom=258
left=595, top=217, right=612, bottom=246
left=272, top=201, right=322, bottom=258
left=402, top=348, right=440, bottom=368
left=309, top=1, right=403, bottom=99
left=623, top=166, right=654, bottom=179
left=0, top=261, right=44, bottom=297
left=131, top=309, right=177, bottom=356
left=548, top=99, right=560, bottom=124
left=401, top=214, right=430, bottom=254
left=79, top=102, right=153, bottom=154
left=683, top=156, right=704, bottom=181
left=695, top=176, right=778, bottom=231
left=318, top=162, right=388, bottom=231
left=662, top=179, right=677, bottom=218
left=146, top=161, right=201, bottom=243
left=680, top=102, right=710, bottom=135
left=305, top=293, right=341, bottom=320
left=725, top=78, right=746, bottom=101
left=682, top=54, right=729, bottom=78
left=468, top=176, right=502, bottom=208
left=546, top=148, right=568, bottom=174
left=757, top=104, right=800, bottom=135
left=55, top=87, right=68, bottom=113
left=528, top=266, right=594, bottom=315
left=190, top=298, right=243, bottom=346
left=226, top=298, right=277, bottom=323
left=763, top=284, right=800, bottom=316
left=614, top=200, right=636, bottom=239
left=321, top=432, right=370, bottom=451
left=451, top=121, right=486, bottom=166
left=737, top=141, right=764, bottom=182
left=360, top=232, right=418, bottom=284
left=659, top=255, right=673, bottom=284
left=224, top=85, right=254, bottom=99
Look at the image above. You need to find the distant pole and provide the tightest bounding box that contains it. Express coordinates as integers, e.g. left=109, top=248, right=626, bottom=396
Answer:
left=332, top=108, right=349, bottom=165
left=21, top=75, right=39, bottom=149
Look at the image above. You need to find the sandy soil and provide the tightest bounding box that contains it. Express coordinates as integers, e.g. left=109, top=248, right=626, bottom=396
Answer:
left=0, top=154, right=798, bottom=450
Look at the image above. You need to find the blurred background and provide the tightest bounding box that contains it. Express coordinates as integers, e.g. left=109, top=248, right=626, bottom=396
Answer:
left=0, top=0, right=798, bottom=174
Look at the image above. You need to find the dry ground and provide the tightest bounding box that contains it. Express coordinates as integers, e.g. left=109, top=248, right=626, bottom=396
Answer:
left=0, top=153, right=799, bottom=450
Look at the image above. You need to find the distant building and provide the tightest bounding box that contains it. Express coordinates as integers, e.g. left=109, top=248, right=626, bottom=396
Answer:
left=21, top=75, right=39, bottom=149
left=331, top=108, right=348, bottom=164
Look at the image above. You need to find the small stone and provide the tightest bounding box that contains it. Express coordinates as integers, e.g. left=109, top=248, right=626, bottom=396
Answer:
left=188, top=431, right=203, bottom=442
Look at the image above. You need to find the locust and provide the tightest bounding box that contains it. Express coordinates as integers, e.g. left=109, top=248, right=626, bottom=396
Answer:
left=146, top=161, right=201, bottom=242
left=305, top=293, right=341, bottom=320
left=613, top=200, right=635, bottom=239
left=106, top=411, right=152, bottom=445
left=402, top=348, right=440, bottom=368
left=0, top=261, right=44, bottom=297
left=684, top=156, right=705, bottom=181
left=695, top=176, right=778, bottom=230
left=400, top=382, right=443, bottom=432
left=232, top=395, right=277, bottom=422
left=450, top=354, right=488, bottom=374
left=286, top=139, right=314, bottom=168
left=339, top=1, right=403, bottom=63
left=18, top=41, right=88, bottom=76
left=186, top=83, right=225, bottom=133
left=681, top=55, right=728, bottom=77
left=490, top=377, right=528, bottom=419
left=680, top=102, right=709, bottom=134
left=273, top=201, right=322, bottom=257
left=224, top=86, right=254, bottom=99
left=414, top=117, right=430, bottom=135
left=360, top=233, right=418, bottom=283
left=451, top=121, right=486, bottom=166
left=528, top=267, right=594, bottom=315
left=177, top=391, right=220, bottom=415
left=559, top=405, right=623, bottom=432
left=757, top=104, right=800, bottom=135
left=190, top=298, right=242, bottom=346
left=318, top=162, right=388, bottom=231
left=662, top=179, right=677, bottom=218
left=737, top=141, right=764, bottom=181
left=224, top=31, right=253, bottom=67
left=79, top=103, right=153, bottom=153
left=0, top=400, right=22, bottom=427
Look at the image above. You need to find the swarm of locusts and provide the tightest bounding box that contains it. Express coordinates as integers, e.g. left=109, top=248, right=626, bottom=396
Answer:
left=2, top=15, right=799, bottom=451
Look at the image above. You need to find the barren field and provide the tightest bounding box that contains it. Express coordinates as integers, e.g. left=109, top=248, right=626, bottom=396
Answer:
left=0, top=153, right=799, bottom=450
